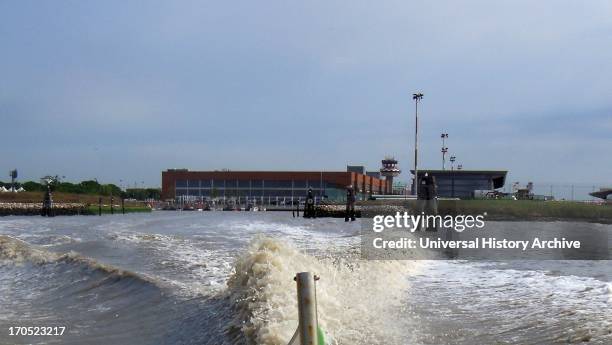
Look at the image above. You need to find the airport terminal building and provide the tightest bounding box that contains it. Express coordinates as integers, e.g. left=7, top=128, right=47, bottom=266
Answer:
left=161, top=168, right=389, bottom=202
left=412, top=169, right=507, bottom=198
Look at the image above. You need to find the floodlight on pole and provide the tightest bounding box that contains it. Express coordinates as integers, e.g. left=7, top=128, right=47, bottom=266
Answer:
left=412, top=92, right=423, bottom=197
left=450, top=156, right=456, bottom=197
left=441, top=133, right=448, bottom=170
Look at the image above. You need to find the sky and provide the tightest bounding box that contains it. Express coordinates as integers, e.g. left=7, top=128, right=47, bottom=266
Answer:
left=1, top=1, right=611, bottom=197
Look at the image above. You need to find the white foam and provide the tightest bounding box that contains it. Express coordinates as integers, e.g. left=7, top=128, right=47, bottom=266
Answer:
left=227, top=236, right=420, bottom=345
left=109, top=230, right=234, bottom=293
left=406, top=260, right=612, bottom=344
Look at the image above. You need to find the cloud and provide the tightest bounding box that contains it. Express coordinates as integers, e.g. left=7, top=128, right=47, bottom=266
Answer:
left=0, top=1, right=611, bottom=188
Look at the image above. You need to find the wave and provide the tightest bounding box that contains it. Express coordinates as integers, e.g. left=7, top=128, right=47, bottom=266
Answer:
left=402, top=260, right=612, bottom=345
left=226, top=236, right=419, bottom=345
left=0, top=234, right=150, bottom=283
left=0, top=235, right=209, bottom=345
left=0, top=234, right=58, bottom=264
left=1, top=234, right=420, bottom=345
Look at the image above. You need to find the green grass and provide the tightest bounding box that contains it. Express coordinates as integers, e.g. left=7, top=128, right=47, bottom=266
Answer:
left=439, top=199, right=612, bottom=221
left=85, top=205, right=152, bottom=215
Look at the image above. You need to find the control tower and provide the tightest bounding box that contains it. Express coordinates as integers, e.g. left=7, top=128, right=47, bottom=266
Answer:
left=380, top=157, right=401, bottom=194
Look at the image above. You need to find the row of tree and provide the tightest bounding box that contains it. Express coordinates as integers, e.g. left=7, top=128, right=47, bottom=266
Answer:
left=0, top=178, right=160, bottom=200
left=124, top=188, right=161, bottom=200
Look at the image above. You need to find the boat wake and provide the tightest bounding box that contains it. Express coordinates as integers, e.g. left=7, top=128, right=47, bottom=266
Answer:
left=0, top=235, right=232, bottom=345
left=226, top=236, right=418, bottom=345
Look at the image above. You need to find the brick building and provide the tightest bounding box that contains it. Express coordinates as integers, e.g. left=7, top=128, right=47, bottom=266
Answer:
left=161, top=168, right=390, bottom=202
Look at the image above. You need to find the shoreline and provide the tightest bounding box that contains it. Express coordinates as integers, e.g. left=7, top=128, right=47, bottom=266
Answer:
left=313, top=200, right=612, bottom=224
left=0, top=202, right=87, bottom=216
left=2, top=199, right=611, bottom=225
left=0, top=202, right=151, bottom=216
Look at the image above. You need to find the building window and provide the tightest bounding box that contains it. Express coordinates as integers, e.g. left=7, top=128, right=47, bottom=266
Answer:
left=264, top=180, right=292, bottom=188
left=264, top=189, right=293, bottom=197
left=176, top=180, right=187, bottom=188
left=224, top=180, right=238, bottom=189
left=308, top=180, right=321, bottom=188
left=293, top=180, right=307, bottom=188
left=293, top=189, right=307, bottom=197
left=326, top=182, right=344, bottom=189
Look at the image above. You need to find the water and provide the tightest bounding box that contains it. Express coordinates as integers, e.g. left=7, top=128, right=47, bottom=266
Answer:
left=0, top=212, right=610, bottom=344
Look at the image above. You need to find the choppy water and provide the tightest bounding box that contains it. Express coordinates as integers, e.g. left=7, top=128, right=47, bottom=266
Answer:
left=0, top=212, right=610, bottom=344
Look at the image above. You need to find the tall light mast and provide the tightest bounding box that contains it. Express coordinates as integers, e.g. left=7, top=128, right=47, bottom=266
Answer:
left=441, top=133, right=448, bottom=170
left=450, top=156, right=456, bottom=198
left=412, top=93, right=423, bottom=197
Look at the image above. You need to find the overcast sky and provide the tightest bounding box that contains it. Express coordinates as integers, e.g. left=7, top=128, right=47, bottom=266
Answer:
left=1, top=1, right=611, bottom=194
